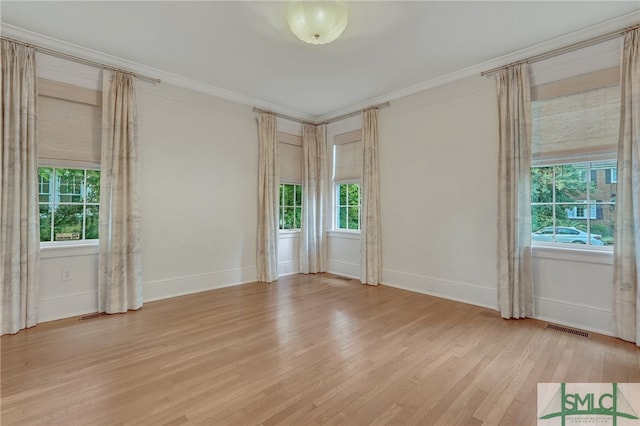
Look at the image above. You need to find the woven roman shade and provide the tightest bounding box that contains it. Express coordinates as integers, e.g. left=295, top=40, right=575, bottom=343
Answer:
left=279, top=132, right=302, bottom=181
left=37, top=79, right=102, bottom=167
left=333, top=130, right=362, bottom=181
left=531, top=68, right=620, bottom=166
left=529, top=37, right=621, bottom=167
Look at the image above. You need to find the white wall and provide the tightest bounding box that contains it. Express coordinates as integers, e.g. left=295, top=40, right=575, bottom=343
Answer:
left=326, top=74, right=615, bottom=336
left=37, top=57, right=259, bottom=321
left=37, top=48, right=616, bottom=336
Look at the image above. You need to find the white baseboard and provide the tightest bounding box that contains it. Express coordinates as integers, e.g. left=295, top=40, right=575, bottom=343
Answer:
left=533, top=296, right=613, bottom=337
left=381, top=268, right=497, bottom=310
left=143, top=266, right=257, bottom=302
left=278, top=260, right=299, bottom=277
left=38, top=291, right=98, bottom=323
left=380, top=268, right=614, bottom=337
left=327, top=259, right=360, bottom=279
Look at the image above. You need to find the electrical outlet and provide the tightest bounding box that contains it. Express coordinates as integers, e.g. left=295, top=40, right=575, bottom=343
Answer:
left=62, top=268, right=72, bottom=281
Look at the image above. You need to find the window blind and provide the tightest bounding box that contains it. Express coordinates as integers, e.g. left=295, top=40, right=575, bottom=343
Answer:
left=279, top=132, right=302, bottom=182
left=531, top=74, right=620, bottom=165
left=529, top=38, right=621, bottom=167
left=37, top=79, right=102, bottom=167
left=333, top=130, right=362, bottom=181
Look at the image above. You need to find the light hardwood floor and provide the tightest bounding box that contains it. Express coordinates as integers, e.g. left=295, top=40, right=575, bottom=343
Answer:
left=2, top=273, right=639, bottom=425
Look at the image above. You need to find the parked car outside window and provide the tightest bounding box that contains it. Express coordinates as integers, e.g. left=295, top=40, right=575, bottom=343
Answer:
left=532, top=226, right=604, bottom=246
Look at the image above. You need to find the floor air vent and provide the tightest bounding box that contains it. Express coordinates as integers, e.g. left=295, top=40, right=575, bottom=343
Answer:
left=546, top=323, right=590, bottom=338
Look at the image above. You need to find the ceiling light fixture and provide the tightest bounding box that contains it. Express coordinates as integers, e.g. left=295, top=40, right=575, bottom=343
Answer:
left=286, top=1, right=348, bottom=45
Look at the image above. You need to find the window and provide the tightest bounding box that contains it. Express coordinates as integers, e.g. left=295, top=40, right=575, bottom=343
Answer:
left=336, top=183, right=360, bottom=230
left=279, top=183, right=302, bottom=230
left=566, top=202, right=597, bottom=220
left=38, top=167, right=100, bottom=242
left=531, top=162, right=615, bottom=247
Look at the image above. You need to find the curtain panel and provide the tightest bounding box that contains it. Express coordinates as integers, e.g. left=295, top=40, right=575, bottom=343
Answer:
left=361, top=109, right=382, bottom=285
left=0, top=40, right=39, bottom=335
left=98, top=71, right=143, bottom=313
left=496, top=63, right=534, bottom=319
left=613, top=28, right=640, bottom=345
left=299, top=123, right=328, bottom=274
left=257, top=112, right=279, bottom=282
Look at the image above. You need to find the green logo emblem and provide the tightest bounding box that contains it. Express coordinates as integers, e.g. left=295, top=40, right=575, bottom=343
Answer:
left=539, top=383, right=639, bottom=426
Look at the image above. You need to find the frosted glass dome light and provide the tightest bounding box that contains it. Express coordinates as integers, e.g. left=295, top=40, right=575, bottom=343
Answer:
left=287, top=2, right=348, bottom=45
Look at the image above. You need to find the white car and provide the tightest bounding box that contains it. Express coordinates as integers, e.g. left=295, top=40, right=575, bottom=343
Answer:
left=532, top=226, right=604, bottom=246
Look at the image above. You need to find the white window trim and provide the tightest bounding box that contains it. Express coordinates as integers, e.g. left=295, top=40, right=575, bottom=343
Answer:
left=531, top=162, right=615, bottom=251
left=279, top=181, right=302, bottom=231
left=39, top=166, right=101, bottom=246
left=334, top=180, right=361, bottom=232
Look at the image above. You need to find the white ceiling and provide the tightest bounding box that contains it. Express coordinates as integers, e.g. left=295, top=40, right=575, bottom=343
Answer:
left=1, top=1, right=639, bottom=120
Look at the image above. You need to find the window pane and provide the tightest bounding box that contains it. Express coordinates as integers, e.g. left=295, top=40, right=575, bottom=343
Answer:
left=39, top=204, right=52, bottom=242
left=554, top=164, right=587, bottom=203
left=348, top=184, right=359, bottom=206
left=531, top=205, right=554, bottom=233
left=57, top=168, right=84, bottom=203
left=86, top=170, right=101, bottom=203
left=279, top=184, right=284, bottom=206
left=592, top=204, right=615, bottom=246
left=284, top=184, right=294, bottom=207
left=338, top=206, right=347, bottom=229
left=295, top=207, right=302, bottom=229
left=283, top=207, right=295, bottom=229
left=86, top=205, right=100, bottom=239
left=531, top=166, right=553, bottom=203
left=53, top=204, right=83, bottom=240
left=347, top=206, right=360, bottom=229
left=295, top=184, right=302, bottom=207
left=38, top=167, right=53, bottom=203
left=339, top=184, right=347, bottom=206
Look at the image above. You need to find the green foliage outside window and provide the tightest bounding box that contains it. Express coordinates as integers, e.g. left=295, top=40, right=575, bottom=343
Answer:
left=280, top=183, right=302, bottom=230
left=336, top=183, right=360, bottom=230
left=531, top=162, right=616, bottom=246
left=38, top=167, right=101, bottom=242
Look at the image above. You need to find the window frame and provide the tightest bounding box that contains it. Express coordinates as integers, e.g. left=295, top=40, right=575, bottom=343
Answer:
left=38, top=166, right=101, bottom=247
left=530, top=161, right=615, bottom=251
left=334, top=180, right=361, bottom=232
left=278, top=181, right=303, bottom=232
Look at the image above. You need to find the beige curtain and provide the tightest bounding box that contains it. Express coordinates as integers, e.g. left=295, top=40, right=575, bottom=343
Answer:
left=257, top=112, right=279, bottom=282
left=299, top=123, right=327, bottom=274
left=613, top=28, right=640, bottom=345
left=496, top=63, right=534, bottom=319
left=361, top=109, right=381, bottom=285
left=0, top=41, right=39, bottom=335
left=98, top=71, right=143, bottom=313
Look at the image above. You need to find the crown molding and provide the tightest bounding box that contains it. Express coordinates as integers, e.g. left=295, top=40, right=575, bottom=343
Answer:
left=314, top=10, right=640, bottom=123
left=0, top=23, right=316, bottom=122
left=3, top=9, right=638, bottom=125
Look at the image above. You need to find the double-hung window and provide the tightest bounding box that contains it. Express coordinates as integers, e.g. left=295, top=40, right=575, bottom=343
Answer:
left=530, top=63, right=619, bottom=248
left=37, top=78, right=103, bottom=245
left=332, top=130, right=362, bottom=231
left=279, top=132, right=303, bottom=231
left=38, top=167, right=101, bottom=242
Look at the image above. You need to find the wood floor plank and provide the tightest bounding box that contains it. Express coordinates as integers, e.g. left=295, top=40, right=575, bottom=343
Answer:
left=2, top=273, right=639, bottom=425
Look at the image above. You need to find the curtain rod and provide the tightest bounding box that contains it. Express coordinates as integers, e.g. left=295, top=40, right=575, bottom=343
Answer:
left=1, top=36, right=161, bottom=84
left=253, top=101, right=391, bottom=126
left=481, top=24, right=639, bottom=77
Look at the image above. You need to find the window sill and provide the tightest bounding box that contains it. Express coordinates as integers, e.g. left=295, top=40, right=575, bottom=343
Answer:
left=328, top=230, right=361, bottom=240
left=532, top=243, right=613, bottom=265
left=279, top=230, right=301, bottom=239
left=40, top=242, right=99, bottom=259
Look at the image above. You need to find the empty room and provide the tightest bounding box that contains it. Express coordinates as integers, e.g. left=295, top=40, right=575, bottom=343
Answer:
left=1, top=1, right=640, bottom=425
